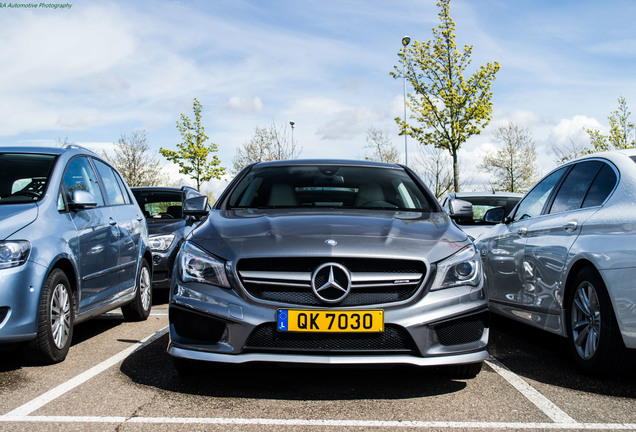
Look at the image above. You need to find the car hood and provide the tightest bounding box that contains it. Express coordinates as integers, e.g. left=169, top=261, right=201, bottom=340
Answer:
left=0, top=204, right=39, bottom=240
left=145, top=219, right=187, bottom=236
left=190, top=209, right=470, bottom=264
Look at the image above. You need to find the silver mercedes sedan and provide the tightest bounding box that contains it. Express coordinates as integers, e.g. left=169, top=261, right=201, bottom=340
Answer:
left=168, top=160, right=488, bottom=377
left=477, top=150, right=636, bottom=375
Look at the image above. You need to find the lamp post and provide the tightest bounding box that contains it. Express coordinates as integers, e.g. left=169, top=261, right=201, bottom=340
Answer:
left=402, top=35, right=410, bottom=167
left=290, top=121, right=295, bottom=154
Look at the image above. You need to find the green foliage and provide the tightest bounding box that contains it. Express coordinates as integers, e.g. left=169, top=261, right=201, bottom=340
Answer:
left=585, top=96, right=635, bottom=153
left=392, top=0, right=500, bottom=191
left=160, top=98, right=226, bottom=190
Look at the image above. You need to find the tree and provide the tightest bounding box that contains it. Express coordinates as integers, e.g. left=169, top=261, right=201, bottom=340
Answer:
left=392, top=0, right=500, bottom=192
left=363, top=127, right=400, bottom=163
left=585, top=96, right=635, bottom=153
left=160, top=98, right=226, bottom=190
left=103, top=130, right=167, bottom=187
left=479, top=122, right=537, bottom=193
left=552, top=138, right=587, bottom=165
left=233, top=122, right=300, bottom=173
left=411, top=145, right=454, bottom=199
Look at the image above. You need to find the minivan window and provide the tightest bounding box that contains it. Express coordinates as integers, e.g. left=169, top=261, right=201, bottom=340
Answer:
left=549, top=161, right=602, bottom=214
left=93, top=159, right=128, bottom=206
left=513, top=167, right=567, bottom=221
left=0, top=153, right=56, bottom=204
left=63, top=157, right=105, bottom=207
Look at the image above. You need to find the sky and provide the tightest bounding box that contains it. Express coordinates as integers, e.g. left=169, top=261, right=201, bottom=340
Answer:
left=1, top=0, right=635, bottom=196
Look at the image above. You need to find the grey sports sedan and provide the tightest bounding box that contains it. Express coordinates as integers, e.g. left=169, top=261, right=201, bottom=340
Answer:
left=168, top=159, right=489, bottom=377
left=477, top=150, right=636, bottom=375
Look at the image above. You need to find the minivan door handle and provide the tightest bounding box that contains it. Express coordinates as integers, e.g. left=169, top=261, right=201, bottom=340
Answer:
left=516, top=227, right=528, bottom=237
left=563, top=221, right=578, bottom=232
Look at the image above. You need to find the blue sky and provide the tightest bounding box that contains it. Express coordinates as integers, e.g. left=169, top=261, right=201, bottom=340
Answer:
left=1, top=0, right=635, bottom=194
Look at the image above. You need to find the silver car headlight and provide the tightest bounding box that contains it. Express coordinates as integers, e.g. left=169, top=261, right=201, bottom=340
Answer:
left=0, top=240, right=31, bottom=270
left=431, top=244, right=481, bottom=291
left=149, top=234, right=176, bottom=252
left=179, top=241, right=230, bottom=288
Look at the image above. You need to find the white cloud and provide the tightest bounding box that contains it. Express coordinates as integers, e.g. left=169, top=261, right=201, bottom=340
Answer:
left=227, top=94, right=264, bottom=114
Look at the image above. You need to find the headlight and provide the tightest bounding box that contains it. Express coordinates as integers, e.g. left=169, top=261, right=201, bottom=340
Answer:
left=178, top=241, right=230, bottom=288
left=149, top=234, right=176, bottom=252
left=431, top=244, right=481, bottom=290
left=0, top=241, right=31, bottom=270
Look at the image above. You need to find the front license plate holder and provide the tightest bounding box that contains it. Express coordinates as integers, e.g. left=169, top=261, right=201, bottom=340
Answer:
left=277, top=309, right=384, bottom=333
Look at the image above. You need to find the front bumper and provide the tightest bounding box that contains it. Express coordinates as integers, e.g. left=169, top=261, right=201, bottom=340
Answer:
left=167, top=278, right=489, bottom=367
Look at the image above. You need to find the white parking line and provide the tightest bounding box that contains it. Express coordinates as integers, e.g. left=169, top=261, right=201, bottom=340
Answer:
left=2, top=334, right=631, bottom=430
left=485, top=357, right=576, bottom=423
left=2, top=416, right=636, bottom=429
left=1, top=326, right=168, bottom=418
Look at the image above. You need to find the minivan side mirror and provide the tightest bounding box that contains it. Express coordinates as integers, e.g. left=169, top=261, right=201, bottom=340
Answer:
left=183, top=195, right=209, bottom=219
left=447, top=198, right=474, bottom=221
left=69, top=190, right=97, bottom=210
left=483, top=206, right=505, bottom=224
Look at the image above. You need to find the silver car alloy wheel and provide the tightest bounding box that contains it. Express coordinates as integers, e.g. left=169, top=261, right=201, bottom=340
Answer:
left=139, top=265, right=152, bottom=312
left=571, top=280, right=601, bottom=360
left=50, top=282, right=71, bottom=350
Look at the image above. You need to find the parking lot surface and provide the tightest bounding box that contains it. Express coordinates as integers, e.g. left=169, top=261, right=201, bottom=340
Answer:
left=1, top=300, right=636, bottom=431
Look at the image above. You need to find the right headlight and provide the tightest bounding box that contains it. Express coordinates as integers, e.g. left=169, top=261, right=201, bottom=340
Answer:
left=431, top=244, right=482, bottom=291
left=178, top=241, right=230, bottom=288
left=0, top=241, right=30, bottom=270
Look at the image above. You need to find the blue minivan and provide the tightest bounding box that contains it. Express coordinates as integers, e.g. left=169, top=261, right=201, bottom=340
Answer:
left=0, top=145, right=153, bottom=364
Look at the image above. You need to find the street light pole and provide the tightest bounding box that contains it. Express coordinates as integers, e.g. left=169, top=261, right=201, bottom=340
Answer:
left=290, top=121, right=295, bottom=157
left=402, top=35, right=410, bottom=167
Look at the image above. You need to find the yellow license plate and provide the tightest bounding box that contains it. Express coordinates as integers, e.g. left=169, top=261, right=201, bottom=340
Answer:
left=277, top=309, right=384, bottom=333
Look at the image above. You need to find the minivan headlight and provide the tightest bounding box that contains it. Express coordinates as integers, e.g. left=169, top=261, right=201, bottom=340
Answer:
left=178, top=241, right=230, bottom=288
left=0, top=241, right=31, bottom=270
left=431, top=244, right=481, bottom=290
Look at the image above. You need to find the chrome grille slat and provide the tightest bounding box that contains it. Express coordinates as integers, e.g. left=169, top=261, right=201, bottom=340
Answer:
left=236, top=257, right=426, bottom=306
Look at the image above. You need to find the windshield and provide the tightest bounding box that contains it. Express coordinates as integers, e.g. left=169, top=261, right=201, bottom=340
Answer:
left=132, top=190, right=184, bottom=219
left=227, top=165, right=435, bottom=211
left=0, top=153, right=57, bottom=204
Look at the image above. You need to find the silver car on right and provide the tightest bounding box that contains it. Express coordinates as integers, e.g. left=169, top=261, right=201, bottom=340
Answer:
left=477, top=149, right=636, bottom=375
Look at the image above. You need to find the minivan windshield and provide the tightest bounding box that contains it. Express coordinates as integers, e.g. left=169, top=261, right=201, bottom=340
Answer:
left=0, top=153, right=57, bottom=204
left=227, top=165, right=435, bottom=211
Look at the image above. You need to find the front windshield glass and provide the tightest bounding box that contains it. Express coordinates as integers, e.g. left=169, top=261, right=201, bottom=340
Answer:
left=227, top=165, right=435, bottom=211
left=132, top=190, right=184, bottom=219
left=0, top=153, right=57, bottom=204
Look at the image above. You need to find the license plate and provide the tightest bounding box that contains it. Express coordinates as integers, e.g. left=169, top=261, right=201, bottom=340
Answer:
left=277, top=309, right=384, bottom=333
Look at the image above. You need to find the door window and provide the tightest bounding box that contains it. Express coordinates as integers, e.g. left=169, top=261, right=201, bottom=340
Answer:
left=513, top=167, right=567, bottom=222
left=549, top=161, right=602, bottom=214
left=93, top=159, right=128, bottom=206
left=582, top=163, right=617, bottom=208
left=62, top=157, right=105, bottom=206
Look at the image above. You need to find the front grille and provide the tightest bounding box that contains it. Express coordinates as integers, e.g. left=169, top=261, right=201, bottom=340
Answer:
left=236, top=257, right=426, bottom=306
left=244, top=323, right=417, bottom=355
left=434, top=312, right=489, bottom=346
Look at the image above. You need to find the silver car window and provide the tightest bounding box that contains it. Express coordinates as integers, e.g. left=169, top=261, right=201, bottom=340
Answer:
left=513, top=167, right=567, bottom=221
left=549, top=161, right=602, bottom=214
left=581, top=163, right=617, bottom=208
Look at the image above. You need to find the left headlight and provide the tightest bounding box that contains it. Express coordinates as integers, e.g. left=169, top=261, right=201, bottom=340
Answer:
left=149, top=234, right=176, bottom=252
left=431, top=244, right=481, bottom=291
left=178, top=241, right=230, bottom=288
left=0, top=241, right=31, bottom=270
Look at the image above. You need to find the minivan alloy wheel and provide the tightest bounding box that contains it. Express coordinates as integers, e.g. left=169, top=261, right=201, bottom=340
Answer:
left=50, top=282, right=72, bottom=349
left=139, top=265, right=151, bottom=312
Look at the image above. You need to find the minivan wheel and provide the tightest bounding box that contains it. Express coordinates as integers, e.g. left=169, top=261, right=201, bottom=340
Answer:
left=122, top=258, right=152, bottom=321
left=566, top=267, right=630, bottom=375
left=24, top=269, right=74, bottom=364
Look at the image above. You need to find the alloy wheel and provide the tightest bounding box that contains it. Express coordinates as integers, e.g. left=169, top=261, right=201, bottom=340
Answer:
left=571, top=280, right=601, bottom=360
left=50, top=282, right=71, bottom=350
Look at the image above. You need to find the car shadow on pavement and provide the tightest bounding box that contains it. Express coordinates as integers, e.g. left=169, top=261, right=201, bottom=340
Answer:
left=120, top=334, right=470, bottom=401
left=489, top=314, right=636, bottom=398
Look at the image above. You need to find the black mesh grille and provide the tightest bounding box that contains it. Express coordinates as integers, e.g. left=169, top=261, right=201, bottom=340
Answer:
left=434, top=313, right=488, bottom=346
left=244, top=323, right=417, bottom=355
left=170, top=306, right=226, bottom=344
left=237, top=257, right=426, bottom=306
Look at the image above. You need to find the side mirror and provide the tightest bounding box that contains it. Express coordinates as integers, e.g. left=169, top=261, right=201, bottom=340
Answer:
left=483, top=206, right=505, bottom=224
left=69, top=190, right=97, bottom=210
left=448, top=198, right=474, bottom=220
left=183, top=195, right=209, bottom=218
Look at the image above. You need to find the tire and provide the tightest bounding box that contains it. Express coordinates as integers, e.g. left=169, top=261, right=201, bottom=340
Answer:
left=23, top=269, right=75, bottom=364
left=445, top=362, right=483, bottom=379
left=122, top=258, right=152, bottom=321
left=566, top=267, right=630, bottom=375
